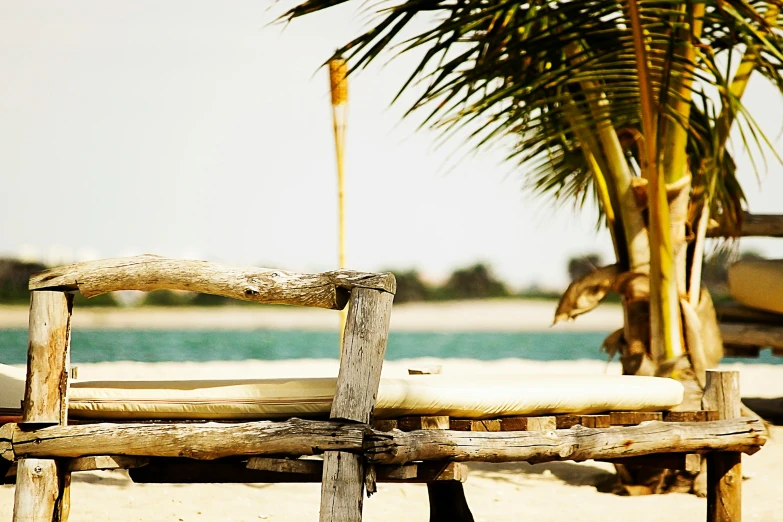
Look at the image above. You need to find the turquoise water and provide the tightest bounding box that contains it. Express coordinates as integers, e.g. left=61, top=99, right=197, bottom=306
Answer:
left=0, top=329, right=778, bottom=365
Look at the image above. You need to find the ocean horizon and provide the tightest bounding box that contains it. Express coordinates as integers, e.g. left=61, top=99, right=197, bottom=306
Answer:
left=0, top=328, right=778, bottom=366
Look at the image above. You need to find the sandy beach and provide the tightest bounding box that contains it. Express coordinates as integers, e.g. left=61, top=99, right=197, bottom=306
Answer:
left=1, top=302, right=781, bottom=521
left=0, top=298, right=623, bottom=332
left=0, top=358, right=781, bottom=521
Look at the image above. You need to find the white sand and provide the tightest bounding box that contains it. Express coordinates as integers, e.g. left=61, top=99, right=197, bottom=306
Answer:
left=1, top=358, right=782, bottom=521
left=0, top=299, right=624, bottom=332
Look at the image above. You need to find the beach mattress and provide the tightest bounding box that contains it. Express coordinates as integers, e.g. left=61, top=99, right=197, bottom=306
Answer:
left=728, top=258, right=783, bottom=315
left=0, top=364, right=683, bottom=420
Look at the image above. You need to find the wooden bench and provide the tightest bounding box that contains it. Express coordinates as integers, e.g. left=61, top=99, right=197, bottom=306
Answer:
left=0, top=255, right=766, bottom=522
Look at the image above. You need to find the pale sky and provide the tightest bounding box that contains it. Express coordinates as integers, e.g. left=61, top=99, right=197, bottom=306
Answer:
left=1, top=2, right=782, bottom=290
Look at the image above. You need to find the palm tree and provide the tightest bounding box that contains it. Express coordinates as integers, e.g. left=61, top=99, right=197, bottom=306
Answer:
left=281, top=0, right=782, bottom=491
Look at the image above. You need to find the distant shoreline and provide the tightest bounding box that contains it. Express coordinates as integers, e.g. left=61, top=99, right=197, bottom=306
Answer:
left=0, top=299, right=623, bottom=332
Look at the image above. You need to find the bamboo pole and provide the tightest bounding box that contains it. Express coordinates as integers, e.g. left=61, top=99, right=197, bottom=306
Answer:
left=329, top=56, right=349, bottom=342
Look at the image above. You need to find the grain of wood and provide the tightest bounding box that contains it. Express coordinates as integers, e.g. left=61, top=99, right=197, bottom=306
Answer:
left=372, top=420, right=398, bottom=432
left=450, top=419, right=501, bottom=432
left=30, top=255, right=396, bottom=309
left=364, top=418, right=766, bottom=465
left=11, top=419, right=364, bottom=459
left=320, top=452, right=363, bottom=522
left=329, top=288, right=394, bottom=423
left=400, top=416, right=450, bottom=431
left=663, top=410, right=719, bottom=422
left=13, top=459, right=59, bottom=522
left=704, top=370, right=742, bottom=522
left=555, top=414, right=612, bottom=429
left=247, top=457, right=321, bottom=475
left=609, top=411, right=663, bottom=425
left=22, top=291, right=72, bottom=425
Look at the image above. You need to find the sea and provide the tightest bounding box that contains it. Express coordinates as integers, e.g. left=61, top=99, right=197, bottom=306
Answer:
left=0, top=329, right=778, bottom=365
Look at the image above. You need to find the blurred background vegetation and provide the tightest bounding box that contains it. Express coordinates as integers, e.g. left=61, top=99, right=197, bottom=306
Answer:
left=0, top=251, right=760, bottom=307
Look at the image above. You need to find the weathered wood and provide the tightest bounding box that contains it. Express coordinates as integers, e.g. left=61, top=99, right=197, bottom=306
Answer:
left=68, top=456, right=150, bottom=472
left=10, top=419, right=364, bottom=459
left=555, top=414, right=611, bottom=429
left=364, top=418, right=766, bottom=465
left=247, top=457, right=320, bottom=474
left=598, top=453, right=701, bottom=472
left=29, top=255, right=395, bottom=310
left=320, top=452, right=364, bottom=522
left=400, top=416, right=450, bottom=431
left=330, top=288, right=394, bottom=423
left=707, top=213, right=783, bottom=238
left=720, top=323, right=783, bottom=350
left=13, top=459, right=59, bottom=522
left=129, top=457, right=299, bottom=484
left=321, top=287, right=394, bottom=522
left=418, top=462, right=468, bottom=483
left=450, top=419, right=500, bottom=432
left=15, top=291, right=73, bottom=522
left=22, top=291, right=72, bottom=426
left=663, top=410, right=718, bottom=422
left=407, top=366, right=442, bottom=375
left=704, top=370, right=742, bottom=522
left=609, top=411, right=663, bottom=425
left=372, top=419, right=398, bottom=432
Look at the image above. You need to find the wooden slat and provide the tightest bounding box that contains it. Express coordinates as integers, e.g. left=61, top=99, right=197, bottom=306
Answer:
left=364, top=418, right=766, bottom=465
left=30, top=255, right=396, bottom=309
left=663, top=410, right=719, bottom=422
left=502, top=416, right=557, bottom=431
left=248, top=457, right=320, bottom=474
left=399, top=416, right=450, bottom=431
left=704, top=371, right=742, bottom=522
left=372, top=420, right=398, bottom=432
left=609, top=411, right=663, bottom=426
left=717, top=302, right=783, bottom=326
left=555, top=414, right=611, bottom=429
left=450, top=419, right=500, bottom=432
left=321, top=287, right=394, bottom=522
left=723, top=344, right=761, bottom=358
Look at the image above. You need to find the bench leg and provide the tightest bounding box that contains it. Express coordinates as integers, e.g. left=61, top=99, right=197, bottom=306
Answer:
left=427, top=482, right=475, bottom=522
left=13, top=291, right=73, bottom=522
left=320, top=452, right=364, bottom=522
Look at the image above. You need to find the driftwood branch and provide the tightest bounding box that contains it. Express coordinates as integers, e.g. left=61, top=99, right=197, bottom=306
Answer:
left=707, top=213, right=783, bottom=238
left=10, top=419, right=364, bottom=460
left=364, top=419, right=766, bottom=465
left=29, top=255, right=396, bottom=310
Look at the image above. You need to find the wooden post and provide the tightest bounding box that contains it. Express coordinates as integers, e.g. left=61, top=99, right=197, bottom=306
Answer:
left=319, top=287, right=394, bottom=522
left=14, top=291, right=73, bottom=522
left=703, top=370, right=742, bottom=522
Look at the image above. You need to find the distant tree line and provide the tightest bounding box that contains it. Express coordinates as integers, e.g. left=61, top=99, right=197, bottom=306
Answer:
left=0, top=251, right=763, bottom=306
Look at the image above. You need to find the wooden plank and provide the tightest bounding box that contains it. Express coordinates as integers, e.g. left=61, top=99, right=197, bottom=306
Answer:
left=372, top=420, right=398, bottom=432
left=407, top=366, right=442, bottom=375
left=30, top=255, right=396, bottom=310
left=400, top=416, right=450, bottom=431
left=721, top=323, right=783, bottom=350
left=716, top=302, right=783, bottom=326
left=555, top=415, right=611, bottom=429
left=68, top=456, right=150, bottom=472
left=707, top=213, right=783, bottom=238
left=704, top=370, right=742, bottom=522
left=501, top=416, right=557, bottom=431
left=450, top=419, right=500, bottom=432
left=14, top=290, right=73, bottom=522
left=247, top=457, right=321, bottom=474
left=418, top=462, right=468, bottom=483
left=11, top=419, right=364, bottom=459
left=598, top=453, right=700, bottom=472
left=321, top=287, right=394, bottom=522
left=609, top=411, right=663, bottom=425
left=364, top=418, right=766, bottom=465
left=663, top=410, right=719, bottom=422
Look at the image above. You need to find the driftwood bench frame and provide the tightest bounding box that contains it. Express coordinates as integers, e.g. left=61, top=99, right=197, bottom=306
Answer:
left=0, top=255, right=767, bottom=522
